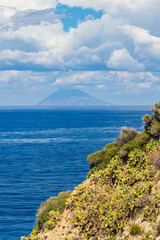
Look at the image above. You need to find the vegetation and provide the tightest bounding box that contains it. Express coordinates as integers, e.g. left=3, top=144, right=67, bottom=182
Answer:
left=88, top=101, right=160, bottom=176
left=117, top=127, right=138, bottom=146
left=143, top=101, right=160, bottom=138
left=105, top=237, right=116, bottom=240
left=87, top=142, right=120, bottom=177
left=67, top=140, right=160, bottom=238
left=130, top=223, right=142, bottom=236
left=22, top=101, right=160, bottom=240
left=36, top=191, right=70, bottom=230
left=157, top=223, right=160, bottom=235
left=21, top=191, right=70, bottom=239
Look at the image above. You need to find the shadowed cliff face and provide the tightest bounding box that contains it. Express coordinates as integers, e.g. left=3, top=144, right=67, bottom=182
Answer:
left=38, top=88, right=110, bottom=106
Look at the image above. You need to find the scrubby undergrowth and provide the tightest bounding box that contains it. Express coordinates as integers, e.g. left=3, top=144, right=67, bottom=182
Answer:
left=21, top=101, right=160, bottom=240
left=67, top=139, right=160, bottom=239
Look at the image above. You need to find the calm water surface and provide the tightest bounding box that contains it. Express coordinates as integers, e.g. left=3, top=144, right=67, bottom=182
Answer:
left=0, top=108, right=150, bottom=240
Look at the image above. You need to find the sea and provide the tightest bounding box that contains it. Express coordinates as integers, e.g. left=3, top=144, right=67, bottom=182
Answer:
left=0, top=107, right=151, bottom=240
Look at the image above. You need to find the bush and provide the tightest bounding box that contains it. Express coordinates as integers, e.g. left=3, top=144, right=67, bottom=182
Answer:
left=36, top=191, right=70, bottom=230
left=87, top=149, right=110, bottom=166
left=143, top=101, right=160, bottom=138
left=130, top=224, right=142, bottom=236
left=87, top=142, right=120, bottom=177
left=157, top=223, right=160, bottom=235
left=117, top=127, right=138, bottom=146
left=150, top=119, right=160, bottom=138
left=119, top=132, right=150, bottom=160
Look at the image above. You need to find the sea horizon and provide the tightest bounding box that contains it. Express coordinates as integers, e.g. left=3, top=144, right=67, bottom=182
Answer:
left=0, top=105, right=151, bottom=110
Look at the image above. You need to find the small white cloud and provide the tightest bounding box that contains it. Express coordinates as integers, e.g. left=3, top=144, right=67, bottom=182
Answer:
left=96, top=84, right=108, bottom=90
left=0, top=70, right=20, bottom=82
left=107, top=48, right=144, bottom=71
left=138, top=82, right=152, bottom=89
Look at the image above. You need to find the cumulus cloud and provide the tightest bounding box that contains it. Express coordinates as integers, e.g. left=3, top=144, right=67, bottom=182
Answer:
left=107, top=48, right=144, bottom=71
left=0, top=6, right=16, bottom=25
left=0, top=13, right=123, bottom=70
left=0, top=0, right=160, bottom=72
left=120, top=25, right=160, bottom=69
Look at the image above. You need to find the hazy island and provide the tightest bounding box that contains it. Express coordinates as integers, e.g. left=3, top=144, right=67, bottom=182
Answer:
left=38, top=88, right=110, bottom=107
left=21, top=101, right=160, bottom=240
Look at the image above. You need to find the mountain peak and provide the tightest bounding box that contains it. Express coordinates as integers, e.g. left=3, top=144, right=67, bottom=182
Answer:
left=38, top=88, right=110, bottom=106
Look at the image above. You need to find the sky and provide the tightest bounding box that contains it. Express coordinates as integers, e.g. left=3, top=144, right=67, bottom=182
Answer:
left=0, top=0, right=160, bottom=106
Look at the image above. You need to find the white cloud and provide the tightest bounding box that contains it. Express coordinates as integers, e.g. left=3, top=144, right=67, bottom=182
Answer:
left=0, top=6, right=16, bottom=24
left=138, top=82, right=152, bottom=89
left=121, top=25, right=160, bottom=67
left=96, top=84, right=108, bottom=90
left=0, top=0, right=160, bottom=72
left=58, top=0, right=160, bottom=14
left=0, top=15, right=123, bottom=69
left=1, top=21, right=65, bottom=49
left=11, top=9, right=62, bottom=28
left=0, top=0, right=57, bottom=11
left=107, top=48, right=144, bottom=71
left=0, top=70, right=19, bottom=82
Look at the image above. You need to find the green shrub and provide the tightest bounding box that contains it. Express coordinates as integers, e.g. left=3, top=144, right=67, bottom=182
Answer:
left=157, top=223, right=160, bottom=235
left=117, top=127, right=138, bottom=146
left=87, top=142, right=120, bottom=177
left=130, top=224, right=142, bottom=236
left=119, top=132, right=150, bottom=160
left=143, top=101, right=160, bottom=138
left=36, top=191, right=70, bottom=230
left=87, top=149, right=110, bottom=166
left=150, top=119, right=160, bottom=138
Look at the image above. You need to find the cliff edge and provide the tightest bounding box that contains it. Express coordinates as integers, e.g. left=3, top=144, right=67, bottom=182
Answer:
left=21, top=101, right=160, bottom=240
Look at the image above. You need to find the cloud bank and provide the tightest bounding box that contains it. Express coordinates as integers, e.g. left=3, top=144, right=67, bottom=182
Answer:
left=0, top=0, right=160, bottom=105
left=0, top=0, right=159, bottom=72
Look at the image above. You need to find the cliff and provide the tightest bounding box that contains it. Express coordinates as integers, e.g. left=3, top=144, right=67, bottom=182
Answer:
left=21, top=101, right=160, bottom=240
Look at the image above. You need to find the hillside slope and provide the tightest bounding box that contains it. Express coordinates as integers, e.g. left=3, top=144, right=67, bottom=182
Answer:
left=21, top=101, right=160, bottom=240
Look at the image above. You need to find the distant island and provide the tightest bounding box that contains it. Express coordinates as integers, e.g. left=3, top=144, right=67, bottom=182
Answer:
left=38, top=88, right=110, bottom=106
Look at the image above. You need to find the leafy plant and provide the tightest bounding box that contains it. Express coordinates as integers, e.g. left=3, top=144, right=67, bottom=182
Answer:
left=157, top=223, right=160, bottom=235
left=105, top=237, right=116, bottom=240
left=143, top=101, right=160, bottom=138
left=36, top=191, right=70, bottom=230
left=117, top=127, right=137, bottom=146
left=87, top=142, right=120, bottom=176
left=130, top=224, right=142, bottom=236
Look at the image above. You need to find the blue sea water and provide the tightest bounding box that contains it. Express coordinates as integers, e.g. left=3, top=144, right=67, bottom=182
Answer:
left=0, top=107, right=150, bottom=240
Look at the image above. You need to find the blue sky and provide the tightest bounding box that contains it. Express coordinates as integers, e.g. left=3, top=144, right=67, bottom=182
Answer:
left=0, top=0, right=160, bottom=105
